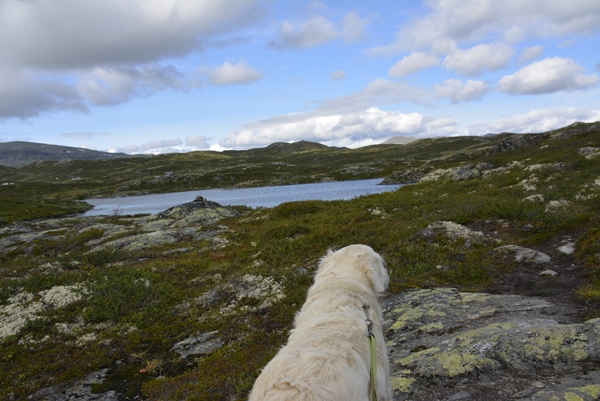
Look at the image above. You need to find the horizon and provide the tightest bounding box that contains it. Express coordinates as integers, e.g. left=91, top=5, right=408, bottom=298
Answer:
left=0, top=1, right=599, bottom=154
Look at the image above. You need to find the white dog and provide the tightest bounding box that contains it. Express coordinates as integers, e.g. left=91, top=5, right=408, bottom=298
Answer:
left=248, top=244, right=392, bottom=401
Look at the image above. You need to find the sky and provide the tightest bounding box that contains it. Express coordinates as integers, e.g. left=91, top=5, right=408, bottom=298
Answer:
left=1, top=0, right=600, bottom=154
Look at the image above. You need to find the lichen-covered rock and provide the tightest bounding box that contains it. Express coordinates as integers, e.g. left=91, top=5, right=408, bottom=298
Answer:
left=171, top=331, right=224, bottom=359
left=155, top=196, right=238, bottom=225
left=383, top=289, right=600, bottom=400
left=0, top=285, right=86, bottom=340
left=579, top=147, right=600, bottom=159
left=192, top=274, right=285, bottom=316
left=417, top=221, right=484, bottom=243
left=452, top=165, right=481, bottom=181
left=29, top=369, right=119, bottom=401
left=545, top=199, right=572, bottom=213
left=495, top=244, right=551, bottom=263
left=523, top=194, right=545, bottom=203
left=487, top=133, right=547, bottom=154
left=381, top=168, right=427, bottom=184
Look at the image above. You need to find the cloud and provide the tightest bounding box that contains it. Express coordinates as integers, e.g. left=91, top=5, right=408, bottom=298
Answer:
left=0, top=0, right=266, bottom=70
left=466, top=107, right=600, bottom=135
left=185, top=135, right=209, bottom=148
left=368, top=0, right=600, bottom=57
left=77, top=64, right=190, bottom=106
left=498, top=57, right=598, bottom=94
left=270, top=10, right=373, bottom=50
left=518, top=45, right=544, bottom=63
left=0, top=65, right=87, bottom=120
left=208, top=61, right=263, bottom=86
left=330, top=70, right=346, bottom=80
left=61, top=132, right=111, bottom=139
left=271, top=15, right=339, bottom=49
left=220, top=107, right=457, bottom=149
left=114, top=138, right=184, bottom=154
left=434, top=79, right=490, bottom=103
left=443, top=43, right=514, bottom=76
left=340, top=11, right=374, bottom=43
left=389, top=52, right=440, bottom=78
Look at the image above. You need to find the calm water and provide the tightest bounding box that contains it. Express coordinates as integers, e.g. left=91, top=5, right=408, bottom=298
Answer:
left=82, top=178, right=404, bottom=216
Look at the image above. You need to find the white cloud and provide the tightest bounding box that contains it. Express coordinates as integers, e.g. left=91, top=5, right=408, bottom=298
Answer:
left=330, top=70, right=346, bottom=80
left=271, top=15, right=339, bottom=49
left=208, top=61, right=263, bottom=86
left=498, top=57, right=598, bottom=95
left=0, top=0, right=266, bottom=70
left=443, top=43, right=514, bottom=76
left=77, top=65, right=189, bottom=106
left=0, top=0, right=265, bottom=120
left=185, top=135, right=209, bottom=148
left=434, top=79, right=490, bottom=103
left=466, top=107, right=600, bottom=135
left=220, top=107, right=457, bottom=149
left=114, top=138, right=184, bottom=154
left=389, top=52, right=440, bottom=78
left=270, top=10, right=373, bottom=50
left=369, top=0, right=600, bottom=57
left=518, top=45, right=544, bottom=63
left=340, top=11, right=374, bottom=43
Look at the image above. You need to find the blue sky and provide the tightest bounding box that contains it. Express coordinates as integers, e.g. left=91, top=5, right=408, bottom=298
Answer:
left=1, top=0, right=599, bottom=154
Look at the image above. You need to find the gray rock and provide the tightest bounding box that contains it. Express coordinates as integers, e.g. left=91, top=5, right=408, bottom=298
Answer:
left=557, top=242, right=576, bottom=255
left=29, top=369, right=119, bottom=401
left=448, top=390, right=473, bottom=400
left=171, top=331, right=224, bottom=359
left=452, top=165, right=481, bottom=181
left=381, top=168, right=427, bottom=184
left=487, top=133, right=547, bottom=154
left=495, top=245, right=551, bottom=263
left=384, top=289, right=600, bottom=399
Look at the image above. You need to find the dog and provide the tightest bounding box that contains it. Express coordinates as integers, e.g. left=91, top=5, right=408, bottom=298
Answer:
left=248, top=244, right=391, bottom=401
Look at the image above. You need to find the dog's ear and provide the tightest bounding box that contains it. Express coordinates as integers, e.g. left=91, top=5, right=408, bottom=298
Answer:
left=358, top=249, right=389, bottom=294
left=368, top=252, right=389, bottom=294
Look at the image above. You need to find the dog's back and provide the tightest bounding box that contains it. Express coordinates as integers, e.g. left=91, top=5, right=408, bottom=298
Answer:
left=248, top=245, right=391, bottom=401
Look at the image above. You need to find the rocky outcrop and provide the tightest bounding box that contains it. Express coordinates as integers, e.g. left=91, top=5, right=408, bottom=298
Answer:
left=384, top=288, right=600, bottom=401
left=171, top=331, right=224, bottom=359
left=487, top=134, right=548, bottom=154
left=381, top=168, right=428, bottom=184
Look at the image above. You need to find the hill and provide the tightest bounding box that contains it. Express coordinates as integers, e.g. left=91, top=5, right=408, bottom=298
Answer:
left=0, top=141, right=146, bottom=168
left=0, top=120, right=599, bottom=400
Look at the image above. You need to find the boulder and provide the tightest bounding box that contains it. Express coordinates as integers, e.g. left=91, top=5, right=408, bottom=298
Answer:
left=171, top=331, right=223, bottom=359
left=452, top=165, right=481, bottom=181
left=495, top=245, right=551, bottom=263
left=384, top=288, right=600, bottom=400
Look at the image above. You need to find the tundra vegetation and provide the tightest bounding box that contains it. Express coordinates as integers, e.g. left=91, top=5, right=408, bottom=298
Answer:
left=0, top=121, right=599, bottom=400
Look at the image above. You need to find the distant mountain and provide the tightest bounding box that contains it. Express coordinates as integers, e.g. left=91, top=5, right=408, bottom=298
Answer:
left=0, top=141, right=146, bottom=167
left=231, top=140, right=332, bottom=156
left=381, top=136, right=419, bottom=145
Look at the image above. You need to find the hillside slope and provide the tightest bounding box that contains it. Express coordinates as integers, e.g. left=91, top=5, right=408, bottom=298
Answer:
left=0, top=141, right=146, bottom=168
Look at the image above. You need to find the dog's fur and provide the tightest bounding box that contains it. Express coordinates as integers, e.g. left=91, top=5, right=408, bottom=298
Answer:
left=248, top=244, right=391, bottom=401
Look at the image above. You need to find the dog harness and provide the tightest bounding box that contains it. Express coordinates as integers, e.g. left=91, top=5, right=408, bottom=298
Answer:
left=362, top=305, right=378, bottom=401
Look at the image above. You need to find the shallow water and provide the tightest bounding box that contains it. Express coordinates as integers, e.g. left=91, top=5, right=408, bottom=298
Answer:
left=82, top=178, right=404, bottom=216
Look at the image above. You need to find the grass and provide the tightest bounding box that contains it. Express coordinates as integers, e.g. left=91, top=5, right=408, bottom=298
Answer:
left=0, top=123, right=599, bottom=400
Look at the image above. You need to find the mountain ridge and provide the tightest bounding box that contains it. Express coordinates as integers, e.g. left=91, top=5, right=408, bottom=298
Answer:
left=0, top=141, right=147, bottom=168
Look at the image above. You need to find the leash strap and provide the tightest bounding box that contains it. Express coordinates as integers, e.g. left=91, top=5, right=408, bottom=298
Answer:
left=363, top=306, right=378, bottom=401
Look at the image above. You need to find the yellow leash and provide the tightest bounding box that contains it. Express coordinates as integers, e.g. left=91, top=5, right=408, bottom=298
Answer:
left=363, top=306, right=378, bottom=401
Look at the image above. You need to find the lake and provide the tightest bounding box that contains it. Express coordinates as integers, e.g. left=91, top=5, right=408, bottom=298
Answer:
left=82, top=178, right=405, bottom=216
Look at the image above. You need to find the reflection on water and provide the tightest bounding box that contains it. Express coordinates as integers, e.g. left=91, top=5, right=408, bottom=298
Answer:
left=82, top=178, right=404, bottom=217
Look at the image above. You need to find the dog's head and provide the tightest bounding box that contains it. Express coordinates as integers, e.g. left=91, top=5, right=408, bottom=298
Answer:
left=317, top=244, right=389, bottom=294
